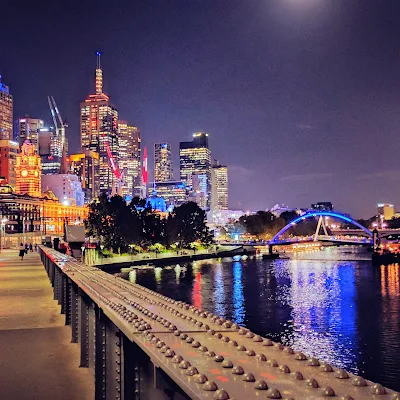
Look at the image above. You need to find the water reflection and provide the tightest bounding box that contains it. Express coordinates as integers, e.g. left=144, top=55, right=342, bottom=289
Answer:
left=124, top=248, right=400, bottom=391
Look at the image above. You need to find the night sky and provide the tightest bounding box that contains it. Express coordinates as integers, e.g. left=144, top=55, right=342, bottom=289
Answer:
left=2, top=0, right=400, bottom=218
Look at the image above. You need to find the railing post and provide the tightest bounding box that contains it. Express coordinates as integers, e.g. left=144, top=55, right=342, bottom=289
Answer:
left=79, top=291, right=90, bottom=368
left=95, top=312, right=126, bottom=400
left=65, top=278, right=71, bottom=325
left=71, top=283, right=79, bottom=343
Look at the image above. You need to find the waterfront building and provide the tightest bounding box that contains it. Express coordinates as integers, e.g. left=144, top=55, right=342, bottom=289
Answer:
left=0, top=139, right=19, bottom=187
left=42, top=174, right=85, bottom=207
left=179, top=133, right=211, bottom=210
left=0, top=183, right=87, bottom=236
left=311, top=202, right=333, bottom=212
left=80, top=53, right=118, bottom=194
left=117, top=121, right=141, bottom=196
left=15, top=141, right=41, bottom=197
left=378, top=203, right=395, bottom=221
left=211, top=161, right=228, bottom=210
left=15, top=116, right=44, bottom=151
left=147, top=181, right=188, bottom=210
left=154, top=143, right=173, bottom=182
left=0, top=77, right=13, bottom=140
left=69, top=151, right=100, bottom=203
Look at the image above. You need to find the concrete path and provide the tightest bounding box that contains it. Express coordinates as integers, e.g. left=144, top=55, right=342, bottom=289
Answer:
left=0, top=250, right=94, bottom=400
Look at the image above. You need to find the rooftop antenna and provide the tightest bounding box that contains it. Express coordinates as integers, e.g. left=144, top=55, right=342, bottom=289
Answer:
left=95, top=51, right=103, bottom=94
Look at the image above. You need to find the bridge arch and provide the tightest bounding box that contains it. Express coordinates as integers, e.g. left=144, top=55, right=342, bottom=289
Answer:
left=271, top=211, right=373, bottom=243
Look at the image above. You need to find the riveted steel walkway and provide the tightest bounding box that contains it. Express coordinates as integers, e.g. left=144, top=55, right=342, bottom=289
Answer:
left=0, top=250, right=94, bottom=400
left=39, top=246, right=399, bottom=400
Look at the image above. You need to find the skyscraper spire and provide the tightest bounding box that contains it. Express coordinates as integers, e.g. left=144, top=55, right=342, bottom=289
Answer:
left=95, top=51, right=103, bottom=94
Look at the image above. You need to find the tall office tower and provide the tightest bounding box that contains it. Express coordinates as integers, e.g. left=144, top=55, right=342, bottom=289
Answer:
left=179, top=132, right=211, bottom=210
left=15, top=141, right=41, bottom=197
left=154, top=143, right=173, bottom=182
left=15, top=116, right=44, bottom=151
left=69, top=151, right=100, bottom=203
left=211, top=161, right=228, bottom=211
left=38, top=127, right=64, bottom=174
left=117, top=121, right=141, bottom=197
left=80, top=52, right=118, bottom=195
left=0, top=139, right=19, bottom=187
left=0, top=77, right=13, bottom=140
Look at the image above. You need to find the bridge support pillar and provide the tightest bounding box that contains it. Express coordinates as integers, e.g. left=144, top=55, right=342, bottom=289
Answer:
left=269, top=244, right=273, bottom=255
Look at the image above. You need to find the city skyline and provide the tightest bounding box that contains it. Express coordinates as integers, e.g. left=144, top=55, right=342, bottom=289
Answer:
left=2, top=1, right=400, bottom=217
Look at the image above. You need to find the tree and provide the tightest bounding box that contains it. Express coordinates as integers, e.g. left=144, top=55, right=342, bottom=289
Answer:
left=239, top=211, right=281, bottom=239
left=167, top=202, right=213, bottom=248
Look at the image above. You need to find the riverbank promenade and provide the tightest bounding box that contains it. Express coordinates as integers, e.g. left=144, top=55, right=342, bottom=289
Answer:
left=0, top=250, right=93, bottom=400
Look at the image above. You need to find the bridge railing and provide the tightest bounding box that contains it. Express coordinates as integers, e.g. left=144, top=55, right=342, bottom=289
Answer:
left=39, top=246, right=397, bottom=400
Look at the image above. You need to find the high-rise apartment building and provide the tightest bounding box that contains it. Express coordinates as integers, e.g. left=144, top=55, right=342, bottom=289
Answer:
left=69, top=151, right=100, bottom=203
left=80, top=53, right=118, bottom=195
left=0, top=139, right=19, bottom=187
left=211, top=161, right=228, bottom=210
left=15, top=116, right=44, bottom=151
left=0, top=77, right=13, bottom=140
left=179, top=133, right=211, bottom=210
left=15, top=141, right=41, bottom=197
left=378, top=203, right=395, bottom=221
left=154, top=143, right=173, bottom=182
left=117, top=121, right=141, bottom=197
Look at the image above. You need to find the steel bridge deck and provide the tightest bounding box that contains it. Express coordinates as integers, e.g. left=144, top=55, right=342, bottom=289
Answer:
left=40, top=247, right=399, bottom=400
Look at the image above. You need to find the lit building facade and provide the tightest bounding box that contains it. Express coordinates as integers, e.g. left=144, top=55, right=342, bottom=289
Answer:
left=154, top=143, right=173, bottom=182
left=0, top=184, right=87, bottom=236
left=211, top=161, right=228, bottom=210
left=38, top=127, right=64, bottom=174
left=147, top=181, right=188, bottom=210
left=311, top=202, right=334, bottom=212
left=179, top=133, right=211, bottom=210
left=69, top=151, right=100, bottom=203
left=117, top=121, right=141, bottom=196
left=80, top=53, right=118, bottom=195
left=0, top=77, right=13, bottom=140
left=378, top=203, right=395, bottom=221
left=42, top=174, right=85, bottom=207
left=15, top=141, right=41, bottom=197
left=15, top=116, right=44, bottom=151
left=0, top=140, right=19, bottom=187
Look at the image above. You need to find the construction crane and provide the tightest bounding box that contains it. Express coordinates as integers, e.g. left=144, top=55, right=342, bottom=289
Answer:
left=47, top=96, right=68, bottom=156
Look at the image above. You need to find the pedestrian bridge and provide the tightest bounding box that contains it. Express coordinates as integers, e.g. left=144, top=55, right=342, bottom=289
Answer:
left=33, top=246, right=398, bottom=399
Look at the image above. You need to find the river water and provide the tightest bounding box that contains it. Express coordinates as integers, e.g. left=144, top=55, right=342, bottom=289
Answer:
left=125, top=246, right=400, bottom=391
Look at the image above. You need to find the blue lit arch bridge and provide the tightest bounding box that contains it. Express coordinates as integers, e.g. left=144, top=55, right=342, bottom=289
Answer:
left=269, top=211, right=375, bottom=249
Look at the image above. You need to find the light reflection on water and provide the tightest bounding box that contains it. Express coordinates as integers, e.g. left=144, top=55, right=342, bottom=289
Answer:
left=123, top=247, right=400, bottom=391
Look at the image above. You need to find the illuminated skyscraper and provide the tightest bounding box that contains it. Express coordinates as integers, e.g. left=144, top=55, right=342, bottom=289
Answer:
left=211, top=161, right=228, bottom=210
left=15, top=141, right=41, bottom=197
left=0, top=76, right=13, bottom=140
left=15, top=116, right=44, bottom=151
left=0, top=139, right=19, bottom=187
left=80, top=53, right=118, bottom=195
left=154, top=143, right=173, bottom=182
left=179, top=133, right=211, bottom=210
left=117, top=121, right=141, bottom=197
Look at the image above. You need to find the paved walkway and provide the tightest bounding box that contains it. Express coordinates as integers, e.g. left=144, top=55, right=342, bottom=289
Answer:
left=0, top=250, right=94, bottom=400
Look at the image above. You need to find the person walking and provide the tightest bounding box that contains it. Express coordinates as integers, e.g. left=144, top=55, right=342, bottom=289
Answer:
left=19, top=243, right=25, bottom=260
left=29, top=243, right=33, bottom=252
left=24, top=243, right=29, bottom=254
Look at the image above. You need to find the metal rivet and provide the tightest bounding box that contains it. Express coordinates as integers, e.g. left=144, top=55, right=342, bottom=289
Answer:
left=320, top=362, right=333, bottom=372
left=165, top=349, right=175, bottom=358
left=242, top=373, right=255, bottom=382
left=267, top=359, right=278, bottom=367
left=229, top=340, right=238, bottom=347
left=185, top=366, right=199, bottom=376
left=284, top=347, right=294, bottom=354
left=180, top=333, right=188, bottom=340
left=295, top=352, right=307, bottom=360
left=305, top=378, right=319, bottom=388
left=273, top=343, right=284, bottom=350
left=321, top=387, right=335, bottom=397
left=221, top=336, right=230, bottom=343
left=246, top=332, right=255, bottom=339
left=192, top=341, right=201, bottom=348
left=307, top=357, right=320, bottom=366
left=246, top=350, right=256, bottom=356
left=203, top=381, right=218, bottom=391
left=266, top=388, right=282, bottom=399
left=185, top=337, right=194, bottom=344
left=335, top=369, right=349, bottom=379
left=214, top=355, right=224, bottom=362
left=263, top=339, right=273, bottom=346
left=222, top=360, right=233, bottom=368
left=172, top=355, right=183, bottom=364
left=198, top=345, right=208, bottom=352
left=232, top=365, right=244, bottom=375
left=390, top=394, right=400, bottom=400
left=194, top=374, right=208, bottom=384
left=253, top=335, right=263, bottom=342
left=213, top=389, right=230, bottom=399
left=256, top=353, right=267, bottom=361
left=290, top=371, right=303, bottom=380
left=236, top=345, right=246, bottom=351
left=254, top=380, right=268, bottom=390
left=279, top=365, right=290, bottom=374
left=351, top=377, right=367, bottom=387
left=206, top=351, right=216, bottom=357
left=339, top=396, right=354, bottom=400
left=370, top=384, right=386, bottom=395
left=179, top=360, right=191, bottom=369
